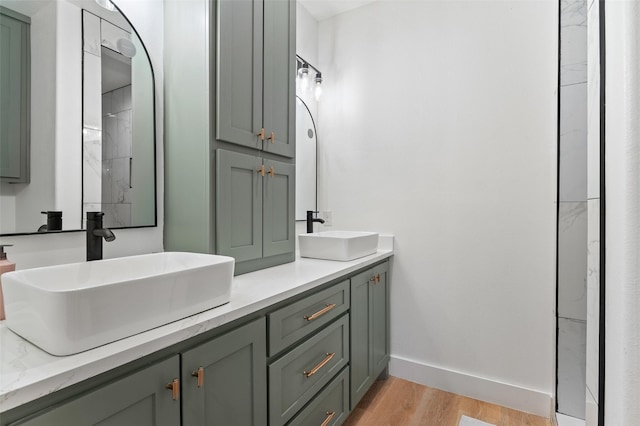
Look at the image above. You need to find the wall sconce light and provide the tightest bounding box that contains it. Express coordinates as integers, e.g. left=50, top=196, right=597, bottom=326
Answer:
left=297, top=55, right=324, bottom=101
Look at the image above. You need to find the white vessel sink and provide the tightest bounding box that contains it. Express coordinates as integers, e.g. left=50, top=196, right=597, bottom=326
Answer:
left=2, top=252, right=234, bottom=356
left=299, top=231, right=379, bottom=261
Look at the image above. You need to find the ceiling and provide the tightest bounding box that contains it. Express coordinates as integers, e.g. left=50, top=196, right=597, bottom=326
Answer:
left=298, top=0, right=378, bottom=21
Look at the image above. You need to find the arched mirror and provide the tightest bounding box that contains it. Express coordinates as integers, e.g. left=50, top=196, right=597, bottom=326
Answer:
left=0, top=0, right=156, bottom=235
left=295, top=96, right=317, bottom=220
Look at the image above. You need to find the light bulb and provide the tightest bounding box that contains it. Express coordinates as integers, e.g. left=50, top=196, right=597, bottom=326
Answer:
left=95, top=0, right=116, bottom=11
left=298, top=63, right=310, bottom=92
left=300, top=73, right=310, bottom=92
left=314, top=72, right=323, bottom=101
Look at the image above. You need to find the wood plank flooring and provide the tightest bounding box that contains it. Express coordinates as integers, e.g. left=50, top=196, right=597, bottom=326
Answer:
left=343, top=376, right=552, bottom=426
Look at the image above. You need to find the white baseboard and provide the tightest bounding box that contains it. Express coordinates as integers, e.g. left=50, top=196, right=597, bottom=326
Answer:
left=389, top=355, right=552, bottom=418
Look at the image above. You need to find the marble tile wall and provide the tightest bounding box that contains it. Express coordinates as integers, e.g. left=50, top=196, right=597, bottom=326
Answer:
left=557, top=318, right=587, bottom=417
left=102, top=85, right=133, bottom=228
left=584, top=0, right=600, bottom=423
left=557, top=0, right=588, bottom=420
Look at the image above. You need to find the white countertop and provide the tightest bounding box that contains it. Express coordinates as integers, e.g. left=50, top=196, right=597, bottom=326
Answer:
left=0, top=237, right=393, bottom=413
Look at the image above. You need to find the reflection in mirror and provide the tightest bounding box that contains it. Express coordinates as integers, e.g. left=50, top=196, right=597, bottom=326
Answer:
left=0, top=0, right=156, bottom=235
left=295, top=96, right=317, bottom=220
left=82, top=7, right=155, bottom=229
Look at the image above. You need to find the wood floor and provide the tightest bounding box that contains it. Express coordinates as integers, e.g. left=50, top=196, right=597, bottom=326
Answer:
left=343, top=376, right=552, bottom=426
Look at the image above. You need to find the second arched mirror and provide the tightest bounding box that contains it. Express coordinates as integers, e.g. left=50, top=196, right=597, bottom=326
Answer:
left=295, top=96, right=317, bottom=220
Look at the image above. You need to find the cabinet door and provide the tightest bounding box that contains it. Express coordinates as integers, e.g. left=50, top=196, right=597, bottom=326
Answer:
left=262, top=158, right=294, bottom=258
left=216, top=0, right=263, bottom=150
left=216, top=150, right=263, bottom=262
left=371, top=263, right=390, bottom=378
left=262, top=0, right=295, bottom=158
left=0, top=11, right=30, bottom=182
left=349, top=262, right=390, bottom=409
left=349, top=269, right=374, bottom=409
left=12, top=356, right=180, bottom=426
left=182, top=317, right=267, bottom=426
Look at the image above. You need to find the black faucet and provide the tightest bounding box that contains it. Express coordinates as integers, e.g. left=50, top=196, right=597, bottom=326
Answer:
left=86, top=212, right=116, bottom=261
left=306, top=210, right=325, bottom=233
left=37, top=211, right=63, bottom=232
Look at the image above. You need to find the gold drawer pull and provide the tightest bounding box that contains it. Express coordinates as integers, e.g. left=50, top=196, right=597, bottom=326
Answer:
left=192, top=367, right=204, bottom=388
left=268, top=166, right=275, bottom=177
left=370, top=274, right=381, bottom=284
left=257, top=165, right=265, bottom=176
left=268, top=131, right=275, bottom=143
left=321, top=411, right=336, bottom=426
left=166, top=378, right=180, bottom=400
left=257, top=128, right=265, bottom=140
left=304, top=303, right=337, bottom=321
left=304, top=352, right=335, bottom=378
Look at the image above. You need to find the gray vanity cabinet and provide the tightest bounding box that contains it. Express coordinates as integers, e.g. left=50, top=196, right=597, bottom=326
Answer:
left=4, top=260, right=392, bottom=426
left=182, top=317, right=267, bottom=426
left=349, top=262, right=390, bottom=409
left=216, top=149, right=294, bottom=271
left=0, top=8, right=30, bottom=183
left=11, top=356, right=180, bottom=426
left=216, top=0, right=295, bottom=158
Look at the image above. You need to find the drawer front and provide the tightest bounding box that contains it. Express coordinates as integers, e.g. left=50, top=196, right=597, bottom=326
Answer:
left=287, top=367, right=350, bottom=426
left=269, top=314, right=349, bottom=426
left=269, top=280, right=349, bottom=355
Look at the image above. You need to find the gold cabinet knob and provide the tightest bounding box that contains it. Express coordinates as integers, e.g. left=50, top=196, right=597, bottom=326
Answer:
left=303, top=352, right=335, bottom=378
left=191, top=367, right=204, bottom=388
left=304, top=303, right=337, bottom=321
left=166, top=378, right=180, bottom=400
left=257, top=165, right=265, bottom=176
left=321, top=411, right=336, bottom=426
left=256, top=128, right=265, bottom=140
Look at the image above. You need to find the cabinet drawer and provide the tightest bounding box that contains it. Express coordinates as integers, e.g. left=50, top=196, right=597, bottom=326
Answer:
left=287, top=367, right=350, bottom=426
left=269, top=314, right=349, bottom=426
left=268, top=280, right=349, bottom=355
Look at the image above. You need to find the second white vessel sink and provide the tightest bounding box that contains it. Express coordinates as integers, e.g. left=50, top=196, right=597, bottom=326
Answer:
left=299, top=231, right=379, bottom=261
left=2, top=252, right=234, bottom=356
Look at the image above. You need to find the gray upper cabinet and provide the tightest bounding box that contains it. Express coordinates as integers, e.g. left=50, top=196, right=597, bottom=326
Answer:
left=0, top=8, right=30, bottom=183
left=217, top=0, right=295, bottom=158
left=216, top=149, right=263, bottom=263
left=262, top=0, right=295, bottom=158
left=216, top=0, right=263, bottom=151
left=11, top=356, right=181, bottom=426
left=182, top=318, right=267, bottom=426
left=164, top=0, right=295, bottom=273
left=262, top=158, right=295, bottom=257
left=350, top=262, right=390, bottom=409
left=216, top=149, right=295, bottom=270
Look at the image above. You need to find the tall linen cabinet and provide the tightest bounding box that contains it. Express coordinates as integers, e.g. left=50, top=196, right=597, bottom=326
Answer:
left=164, top=0, right=296, bottom=274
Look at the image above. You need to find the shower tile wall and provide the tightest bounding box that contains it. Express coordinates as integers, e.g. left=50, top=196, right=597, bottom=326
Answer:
left=558, top=0, right=587, bottom=419
left=102, top=85, right=133, bottom=227
left=585, top=0, right=600, bottom=424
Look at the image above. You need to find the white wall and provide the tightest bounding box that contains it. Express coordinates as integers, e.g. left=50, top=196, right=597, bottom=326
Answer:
left=0, top=0, right=164, bottom=268
left=604, top=1, right=640, bottom=424
left=317, top=1, right=558, bottom=416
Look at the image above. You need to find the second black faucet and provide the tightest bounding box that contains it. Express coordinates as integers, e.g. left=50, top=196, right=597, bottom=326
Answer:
left=306, top=210, right=325, bottom=233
